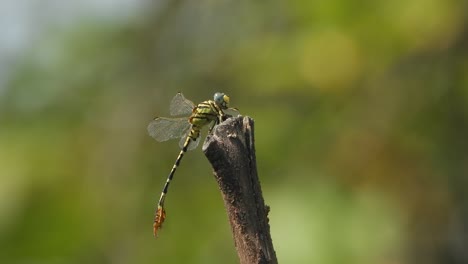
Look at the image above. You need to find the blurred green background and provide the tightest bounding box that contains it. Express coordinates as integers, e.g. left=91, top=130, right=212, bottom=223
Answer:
left=1, top=1, right=467, bottom=263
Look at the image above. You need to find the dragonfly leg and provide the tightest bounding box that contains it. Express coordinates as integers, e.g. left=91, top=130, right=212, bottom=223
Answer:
left=208, top=121, right=216, bottom=133
left=218, top=112, right=226, bottom=123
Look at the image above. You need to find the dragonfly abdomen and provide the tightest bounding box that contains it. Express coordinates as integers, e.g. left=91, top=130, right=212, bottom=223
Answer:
left=154, top=134, right=192, bottom=235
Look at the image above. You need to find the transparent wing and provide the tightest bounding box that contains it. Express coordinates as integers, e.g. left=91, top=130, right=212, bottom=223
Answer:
left=147, top=117, right=191, bottom=142
left=170, top=93, right=195, bottom=116
left=224, top=107, right=240, bottom=118
left=179, top=130, right=201, bottom=151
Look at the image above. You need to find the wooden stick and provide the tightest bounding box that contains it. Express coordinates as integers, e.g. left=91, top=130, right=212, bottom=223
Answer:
left=203, top=116, right=278, bottom=264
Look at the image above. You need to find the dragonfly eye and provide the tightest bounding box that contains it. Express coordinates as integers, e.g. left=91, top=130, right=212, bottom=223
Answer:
left=214, top=92, right=229, bottom=109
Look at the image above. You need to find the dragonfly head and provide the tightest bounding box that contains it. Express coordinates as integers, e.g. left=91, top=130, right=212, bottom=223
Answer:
left=214, top=92, right=229, bottom=109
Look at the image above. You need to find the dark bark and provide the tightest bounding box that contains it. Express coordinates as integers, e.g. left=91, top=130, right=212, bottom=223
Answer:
left=203, top=116, right=278, bottom=264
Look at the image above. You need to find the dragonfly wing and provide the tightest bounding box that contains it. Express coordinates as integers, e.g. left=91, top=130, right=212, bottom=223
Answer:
left=224, top=107, right=240, bottom=118
left=147, top=117, right=191, bottom=142
left=170, top=93, right=195, bottom=116
left=179, top=130, right=201, bottom=151
left=188, top=135, right=201, bottom=151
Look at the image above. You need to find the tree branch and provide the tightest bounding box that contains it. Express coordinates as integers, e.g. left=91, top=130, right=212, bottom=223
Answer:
left=202, top=116, right=278, bottom=264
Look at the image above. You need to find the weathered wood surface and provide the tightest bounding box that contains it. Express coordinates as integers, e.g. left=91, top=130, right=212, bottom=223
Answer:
left=203, top=116, right=278, bottom=264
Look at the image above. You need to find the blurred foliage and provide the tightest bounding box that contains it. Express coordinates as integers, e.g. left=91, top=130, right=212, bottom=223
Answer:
left=1, top=0, right=468, bottom=263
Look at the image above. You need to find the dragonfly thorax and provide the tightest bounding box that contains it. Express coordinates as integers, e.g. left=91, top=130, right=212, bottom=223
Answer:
left=189, top=99, right=225, bottom=129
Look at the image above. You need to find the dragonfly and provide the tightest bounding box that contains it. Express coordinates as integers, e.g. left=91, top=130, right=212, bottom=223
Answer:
left=147, top=92, right=237, bottom=237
